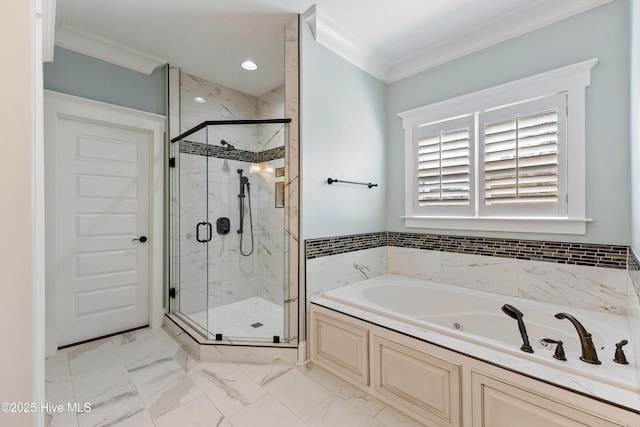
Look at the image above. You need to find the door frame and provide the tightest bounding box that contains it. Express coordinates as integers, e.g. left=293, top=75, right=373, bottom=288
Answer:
left=44, top=90, right=165, bottom=356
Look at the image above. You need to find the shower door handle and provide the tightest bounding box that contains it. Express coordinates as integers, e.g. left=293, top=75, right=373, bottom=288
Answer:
left=206, top=222, right=212, bottom=242
left=196, top=222, right=206, bottom=243
left=196, top=222, right=213, bottom=243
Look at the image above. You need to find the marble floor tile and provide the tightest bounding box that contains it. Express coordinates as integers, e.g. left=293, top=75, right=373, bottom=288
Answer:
left=303, top=394, right=387, bottom=427
left=76, top=394, right=147, bottom=427
left=189, top=362, right=268, bottom=417
left=305, top=365, right=386, bottom=417
left=45, top=410, right=78, bottom=427
left=111, top=329, right=172, bottom=372
left=46, top=348, right=69, bottom=366
left=227, top=395, right=307, bottom=427
left=154, top=396, right=226, bottom=427
left=67, top=338, right=122, bottom=377
left=45, top=360, right=71, bottom=384
left=45, top=327, right=425, bottom=427
left=72, top=363, right=137, bottom=409
left=149, top=327, right=181, bottom=357
left=374, top=405, right=426, bottom=427
left=129, top=359, right=203, bottom=418
left=262, top=366, right=333, bottom=418
left=236, top=363, right=294, bottom=386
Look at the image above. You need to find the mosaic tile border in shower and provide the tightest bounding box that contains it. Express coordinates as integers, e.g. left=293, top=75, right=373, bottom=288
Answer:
left=305, top=231, right=628, bottom=269
left=179, top=141, right=285, bottom=163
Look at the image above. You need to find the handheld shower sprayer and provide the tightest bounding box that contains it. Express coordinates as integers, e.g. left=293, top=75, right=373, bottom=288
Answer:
left=236, top=169, right=254, bottom=256
left=502, top=304, right=534, bottom=353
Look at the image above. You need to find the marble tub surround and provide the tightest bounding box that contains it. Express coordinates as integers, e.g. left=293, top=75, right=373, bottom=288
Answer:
left=387, top=247, right=629, bottom=315
left=387, top=247, right=519, bottom=296
left=46, top=328, right=420, bottom=427
left=307, top=244, right=629, bottom=315
left=305, top=232, right=633, bottom=314
left=306, top=247, right=388, bottom=301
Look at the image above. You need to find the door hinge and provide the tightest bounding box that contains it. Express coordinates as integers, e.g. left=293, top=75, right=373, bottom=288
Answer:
left=169, top=287, right=176, bottom=298
left=169, top=157, right=176, bottom=168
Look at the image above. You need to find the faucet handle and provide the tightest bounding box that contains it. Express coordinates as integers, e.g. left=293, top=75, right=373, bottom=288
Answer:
left=543, top=338, right=567, bottom=361
left=614, top=340, right=629, bottom=365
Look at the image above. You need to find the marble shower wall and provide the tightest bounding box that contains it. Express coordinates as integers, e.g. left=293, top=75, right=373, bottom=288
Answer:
left=170, top=16, right=299, bottom=343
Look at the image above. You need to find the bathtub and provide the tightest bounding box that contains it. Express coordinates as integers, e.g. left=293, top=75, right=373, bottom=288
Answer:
left=320, top=274, right=638, bottom=393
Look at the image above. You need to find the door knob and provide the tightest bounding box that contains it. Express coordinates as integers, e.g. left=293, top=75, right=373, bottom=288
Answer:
left=132, top=236, right=148, bottom=243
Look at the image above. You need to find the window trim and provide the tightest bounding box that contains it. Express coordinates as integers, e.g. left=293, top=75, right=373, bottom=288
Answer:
left=398, top=58, right=597, bottom=235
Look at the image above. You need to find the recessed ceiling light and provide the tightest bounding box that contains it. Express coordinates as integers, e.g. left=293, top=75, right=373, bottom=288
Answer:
left=193, top=97, right=206, bottom=103
left=241, top=60, right=258, bottom=71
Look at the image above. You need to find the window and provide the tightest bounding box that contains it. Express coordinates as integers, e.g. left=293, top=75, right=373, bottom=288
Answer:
left=399, top=59, right=596, bottom=235
left=415, top=115, right=474, bottom=216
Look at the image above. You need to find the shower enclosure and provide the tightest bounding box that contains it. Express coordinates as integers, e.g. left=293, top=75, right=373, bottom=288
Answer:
left=171, top=119, right=292, bottom=343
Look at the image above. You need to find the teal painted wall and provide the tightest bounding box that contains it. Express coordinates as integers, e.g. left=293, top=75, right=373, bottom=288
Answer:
left=300, top=17, right=387, bottom=239
left=44, top=47, right=166, bottom=115
left=386, top=0, right=631, bottom=244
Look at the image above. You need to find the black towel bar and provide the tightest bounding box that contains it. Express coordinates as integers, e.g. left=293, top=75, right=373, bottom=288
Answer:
left=327, top=178, right=377, bottom=189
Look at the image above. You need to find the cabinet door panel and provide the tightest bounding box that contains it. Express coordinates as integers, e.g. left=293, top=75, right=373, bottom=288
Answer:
left=471, top=371, right=623, bottom=427
left=374, top=335, right=461, bottom=427
left=311, top=311, right=369, bottom=385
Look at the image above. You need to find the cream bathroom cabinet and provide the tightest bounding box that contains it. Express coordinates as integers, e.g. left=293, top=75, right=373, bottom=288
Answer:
left=309, top=304, right=639, bottom=427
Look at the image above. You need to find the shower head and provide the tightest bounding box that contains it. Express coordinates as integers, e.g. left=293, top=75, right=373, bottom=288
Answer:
left=221, top=139, right=235, bottom=150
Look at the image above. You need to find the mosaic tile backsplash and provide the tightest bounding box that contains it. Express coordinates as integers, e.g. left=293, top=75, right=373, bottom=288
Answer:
left=306, top=232, right=628, bottom=269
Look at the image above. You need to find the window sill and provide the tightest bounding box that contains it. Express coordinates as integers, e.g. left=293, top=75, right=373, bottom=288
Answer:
left=402, top=216, right=592, bottom=235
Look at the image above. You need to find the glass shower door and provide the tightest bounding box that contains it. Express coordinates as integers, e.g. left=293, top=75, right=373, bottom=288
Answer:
left=177, top=127, right=209, bottom=335
left=204, top=123, right=287, bottom=343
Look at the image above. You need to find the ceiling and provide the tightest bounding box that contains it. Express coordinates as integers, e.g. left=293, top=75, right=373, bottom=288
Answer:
left=54, top=0, right=613, bottom=97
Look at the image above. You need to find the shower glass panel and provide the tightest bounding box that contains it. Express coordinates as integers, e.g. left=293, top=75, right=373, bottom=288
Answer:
left=176, top=120, right=290, bottom=343
left=177, top=126, right=209, bottom=335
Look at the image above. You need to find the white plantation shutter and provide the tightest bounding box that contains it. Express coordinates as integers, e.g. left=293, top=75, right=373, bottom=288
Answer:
left=480, top=93, right=567, bottom=217
left=414, top=115, right=474, bottom=216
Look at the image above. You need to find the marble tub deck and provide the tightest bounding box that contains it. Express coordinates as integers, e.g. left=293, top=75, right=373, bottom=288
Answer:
left=45, top=327, right=424, bottom=427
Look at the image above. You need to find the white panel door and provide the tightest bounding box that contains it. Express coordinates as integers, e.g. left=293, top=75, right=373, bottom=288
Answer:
left=56, top=117, right=150, bottom=346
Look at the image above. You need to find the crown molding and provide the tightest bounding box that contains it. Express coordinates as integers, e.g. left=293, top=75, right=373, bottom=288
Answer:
left=387, top=0, right=614, bottom=83
left=305, top=0, right=614, bottom=84
left=303, top=5, right=389, bottom=82
left=54, top=24, right=167, bottom=75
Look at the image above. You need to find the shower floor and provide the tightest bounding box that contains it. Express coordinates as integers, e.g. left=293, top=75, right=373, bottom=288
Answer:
left=187, top=297, right=284, bottom=340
